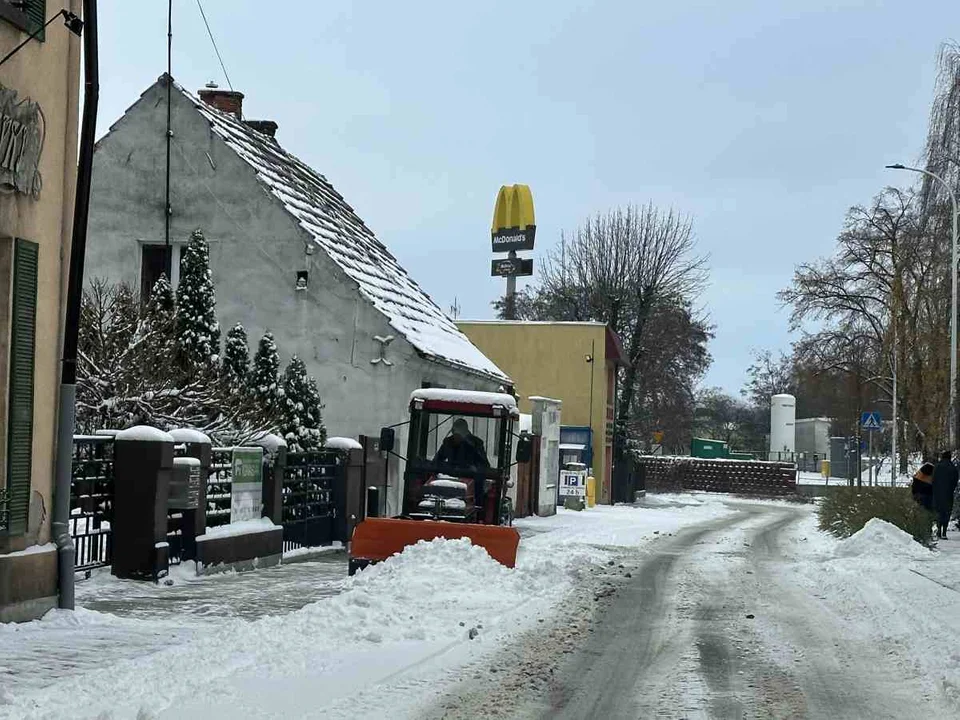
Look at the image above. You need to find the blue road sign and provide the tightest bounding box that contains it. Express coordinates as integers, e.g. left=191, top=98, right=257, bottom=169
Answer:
left=860, top=411, right=883, bottom=431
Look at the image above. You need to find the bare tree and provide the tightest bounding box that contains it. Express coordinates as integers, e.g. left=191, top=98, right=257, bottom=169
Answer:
left=780, top=187, right=949, bottom=454
left=499, top=204, right=710, bottom=452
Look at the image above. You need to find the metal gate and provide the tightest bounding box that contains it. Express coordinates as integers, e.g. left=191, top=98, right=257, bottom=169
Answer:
left=281, top=450, right=340, bottom=553
left=70, top=436, right=114, bottom=573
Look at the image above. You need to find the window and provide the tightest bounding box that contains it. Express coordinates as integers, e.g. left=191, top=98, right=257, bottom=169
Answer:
left=140, top=244, right=172, bottom=302
left=0, top=1, right=45, bottom=39
left=4, top=239, right=38, bottom=536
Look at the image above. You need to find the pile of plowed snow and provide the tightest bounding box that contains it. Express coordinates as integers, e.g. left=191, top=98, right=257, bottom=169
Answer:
left=835, top=518, right=931, bottom=561
left=2, top=537, right=583, bottom=720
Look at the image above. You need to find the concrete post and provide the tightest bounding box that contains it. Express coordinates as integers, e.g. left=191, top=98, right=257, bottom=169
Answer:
left=336, top=448, right=365, bottom=543
left=112, top=427, right=175, bottom=580
left=169, top=429, right=212, bottom=562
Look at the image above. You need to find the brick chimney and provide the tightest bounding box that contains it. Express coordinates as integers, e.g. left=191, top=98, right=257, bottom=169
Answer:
left=198, top=85, right=244, bottom=119
left=245, top=120, right=278, bottom=138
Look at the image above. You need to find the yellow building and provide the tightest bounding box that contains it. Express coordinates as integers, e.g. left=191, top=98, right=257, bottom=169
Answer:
left=0, top=1, right=82, bottom=621
left=457, top=321, right=627, bottom=504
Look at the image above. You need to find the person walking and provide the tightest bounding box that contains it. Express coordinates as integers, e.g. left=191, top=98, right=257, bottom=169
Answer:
left=932, top=451, right=959, bottom=539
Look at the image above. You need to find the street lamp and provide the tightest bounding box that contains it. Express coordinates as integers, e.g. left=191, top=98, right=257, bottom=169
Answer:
left=0, top=9, right=84, bottom=67
left=886, top=163, right=959, bottom=452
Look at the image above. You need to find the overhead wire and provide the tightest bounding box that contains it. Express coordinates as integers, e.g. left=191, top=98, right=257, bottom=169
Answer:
left=195, top=0, right=235, bottom=93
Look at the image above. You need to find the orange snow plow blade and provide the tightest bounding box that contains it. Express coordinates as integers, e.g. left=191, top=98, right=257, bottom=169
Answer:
left=350, top=518, right=520, bottom=569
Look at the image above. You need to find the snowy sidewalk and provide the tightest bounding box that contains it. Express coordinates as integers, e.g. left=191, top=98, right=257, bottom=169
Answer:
left=0, top=551, right=347, bottom=702
left=76, top=548, right=346, bottom=621
left=775, top=514, right=960, bottom=708
left=0, top=495, right=738, bottom=719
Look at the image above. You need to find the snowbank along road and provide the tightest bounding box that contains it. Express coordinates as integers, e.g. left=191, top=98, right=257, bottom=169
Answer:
left=427, top=501, right=958, bottom=720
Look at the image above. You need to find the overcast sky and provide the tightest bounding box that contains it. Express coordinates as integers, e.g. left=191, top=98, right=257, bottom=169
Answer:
left=96, top=1, right=953, bottom=394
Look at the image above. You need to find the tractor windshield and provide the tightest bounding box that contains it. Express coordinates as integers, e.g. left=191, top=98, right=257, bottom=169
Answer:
left=404, top=407, right=510, bottom=522
left=408, top=411, right=505, bottom=477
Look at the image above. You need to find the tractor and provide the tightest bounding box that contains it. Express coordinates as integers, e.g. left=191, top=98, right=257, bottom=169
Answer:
left=348, top=388, right=532, bottom=575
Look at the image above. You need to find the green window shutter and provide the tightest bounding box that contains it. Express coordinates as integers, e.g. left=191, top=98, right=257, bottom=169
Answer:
left=25, top=0, right=46, bottom=41
left=6, top=239, right=38, bottom=536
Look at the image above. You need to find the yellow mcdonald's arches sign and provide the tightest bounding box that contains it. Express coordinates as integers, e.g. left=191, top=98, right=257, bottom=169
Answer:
left=491, top=184, right=536, bottom=252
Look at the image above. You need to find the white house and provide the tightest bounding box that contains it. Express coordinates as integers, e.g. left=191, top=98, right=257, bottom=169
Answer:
left=84, top=76, right=509, bottom=510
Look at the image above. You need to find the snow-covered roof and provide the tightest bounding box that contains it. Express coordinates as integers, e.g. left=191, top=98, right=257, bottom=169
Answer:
left=410, top=388, right=518, bottom=410
left=179, top=83, right=508, bottom=383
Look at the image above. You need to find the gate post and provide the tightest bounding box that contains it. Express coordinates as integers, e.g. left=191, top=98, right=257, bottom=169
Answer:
left=332, top=448, right=364, bottom=543
left=345, top=448, right=364, bottom=540
left=112, top=427, right=175, bottom=580
left=259, top=442, right=287, bottom=527
left=169, top=430, right=212, bottom=561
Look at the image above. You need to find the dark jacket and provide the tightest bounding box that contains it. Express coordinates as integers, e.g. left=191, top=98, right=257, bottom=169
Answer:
left=932, top=459, right=959, bottom=512
left=433, top=434, right=489, bottom=471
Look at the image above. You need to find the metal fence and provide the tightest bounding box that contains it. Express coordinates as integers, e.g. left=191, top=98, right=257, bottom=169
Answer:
left=206, top=447, right=234, bottom=529
left=281, top=450, right=340, bottom=553
left=70, top=436, right=115, bottom=572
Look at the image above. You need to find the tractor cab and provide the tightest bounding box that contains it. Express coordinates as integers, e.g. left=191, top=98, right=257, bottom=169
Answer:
left=402, top=389, right=520, bottom=525
left=349, top=388, right=531, bottom=575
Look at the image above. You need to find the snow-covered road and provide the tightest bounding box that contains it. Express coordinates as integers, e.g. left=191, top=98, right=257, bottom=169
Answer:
left=0, top=496, right=733, bottom=719
left=428, top=501, right=960, bottom=719
left=4, top=495, right=958, bottom=719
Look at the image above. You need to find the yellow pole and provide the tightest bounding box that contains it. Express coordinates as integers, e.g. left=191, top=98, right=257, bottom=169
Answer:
left=586, top=476, right=596, bottom=508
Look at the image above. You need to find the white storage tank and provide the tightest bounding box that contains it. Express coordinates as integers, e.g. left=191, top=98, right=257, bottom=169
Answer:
left=769, top=394, right=796, bottom=460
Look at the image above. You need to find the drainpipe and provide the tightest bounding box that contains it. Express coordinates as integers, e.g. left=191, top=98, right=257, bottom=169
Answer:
left=53, top=0, right=98, bottom=611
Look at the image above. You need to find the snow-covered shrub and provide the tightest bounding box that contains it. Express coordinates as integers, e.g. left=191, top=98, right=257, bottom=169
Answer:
left=175, top=228, right=220, bottom=374
left=280, top=355, right=326, bottom=452
left=78, top=232, right=285, bottom=443
left=818, top=486, right=933, bottom=546
left=221, top=323, right=250, bottom=394
left=252, top=331, right=282, bottom=415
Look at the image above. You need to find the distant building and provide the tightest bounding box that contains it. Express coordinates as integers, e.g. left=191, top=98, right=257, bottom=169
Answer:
left=796, top=417, right=831, bottom=471
left=84, top=78, right=509, bottom=512
left=0, top=4, right=82, bottom=621
left=457, top=321, right=628, bottom=504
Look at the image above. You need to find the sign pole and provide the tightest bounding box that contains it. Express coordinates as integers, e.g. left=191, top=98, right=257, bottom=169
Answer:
left=868, top=430, right=874, bottom=486
left=505, top=249, right=517, bottom=319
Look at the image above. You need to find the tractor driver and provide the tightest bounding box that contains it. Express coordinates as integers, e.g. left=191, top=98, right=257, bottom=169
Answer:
left=433, top=419, right=491, bottom=512
left=433, top=418, right=490, bottom=471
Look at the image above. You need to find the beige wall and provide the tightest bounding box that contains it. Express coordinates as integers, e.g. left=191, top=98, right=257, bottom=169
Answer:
left=0, top=3, right=81, bottom=551
left=458, top=321, right=617, bottom=503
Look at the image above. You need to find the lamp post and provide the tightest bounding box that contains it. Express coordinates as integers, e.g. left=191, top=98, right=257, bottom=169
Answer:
left=886, top=164, right=959, bottom=451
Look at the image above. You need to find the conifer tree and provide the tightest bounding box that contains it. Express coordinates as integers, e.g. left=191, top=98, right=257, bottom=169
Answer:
left=141, top=274, right=176, bottom=366
left=281, top=355, right=326, bottom=451
left=176, top=228, right=220, bottom=373
left=251, top=331, right=282, bottom=415
left=222, top=323, right=251, bottom=394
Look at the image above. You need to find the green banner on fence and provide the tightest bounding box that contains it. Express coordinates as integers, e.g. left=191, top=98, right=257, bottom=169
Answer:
left=231, top=447, right=264, bottom=523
